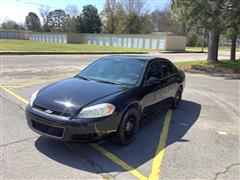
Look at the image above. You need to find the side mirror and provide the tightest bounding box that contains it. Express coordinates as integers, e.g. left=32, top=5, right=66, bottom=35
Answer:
left=145, top=77, right=161, bottom=86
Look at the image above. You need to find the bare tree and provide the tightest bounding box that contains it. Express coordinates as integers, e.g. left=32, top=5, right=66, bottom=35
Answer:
left=39, top=5, right=50, bottom=25
left=120, top=0, right=145, bottom=15
left=65, top=4, right=79, bottom=17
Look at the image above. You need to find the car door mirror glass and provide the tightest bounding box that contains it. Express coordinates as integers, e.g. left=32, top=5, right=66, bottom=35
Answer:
left=146, top=77, right=161, bottom=85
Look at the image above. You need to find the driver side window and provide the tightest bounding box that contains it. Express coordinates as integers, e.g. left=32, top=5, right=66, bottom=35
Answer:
left=146, top=61, right=162, bottom=80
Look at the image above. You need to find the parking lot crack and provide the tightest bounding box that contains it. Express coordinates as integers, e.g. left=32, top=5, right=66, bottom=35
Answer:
left=213, top=163, right=240, bottom=180
left=1, top=136, right=38, bottom=147
left=0, top=94, right=25, bottom=111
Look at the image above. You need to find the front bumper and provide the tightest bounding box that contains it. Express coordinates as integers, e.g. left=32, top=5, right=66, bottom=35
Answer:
left=25, top=105, right=120, bottom=142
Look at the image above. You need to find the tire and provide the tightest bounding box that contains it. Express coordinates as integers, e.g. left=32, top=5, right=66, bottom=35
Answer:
left=171, top=87, right=183, bottom=109
left=112, top=108, right=140, bottom=146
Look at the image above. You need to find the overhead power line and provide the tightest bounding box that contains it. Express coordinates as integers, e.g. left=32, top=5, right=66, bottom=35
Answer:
left=15, top=0, right=56, bottom=9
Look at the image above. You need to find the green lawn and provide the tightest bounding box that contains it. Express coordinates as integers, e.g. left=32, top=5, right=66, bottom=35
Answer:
left=186, top=46, right=240, bottom=52
left=0, top=39, right=148, bottom=52
left=175, top=60, right=240, bottom=74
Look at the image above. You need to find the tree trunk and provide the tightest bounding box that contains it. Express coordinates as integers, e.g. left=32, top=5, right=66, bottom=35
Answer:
left=230, top=34, right=237, bottom=61
left=201, top=28, right=206, bottom=53
left=207, top=30, right=220, bottom=62
left=181, top=23, right=186, bottom=36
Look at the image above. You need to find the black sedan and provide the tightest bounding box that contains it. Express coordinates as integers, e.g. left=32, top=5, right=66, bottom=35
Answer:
left=26, top=56, right=185, bottom=145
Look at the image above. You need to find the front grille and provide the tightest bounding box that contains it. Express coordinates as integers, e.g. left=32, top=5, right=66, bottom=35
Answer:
left=71, top=133, right=98, bottom=141
left=33, top=105, right=71, bottom=117
left=32, top=119, right=64, bottom=137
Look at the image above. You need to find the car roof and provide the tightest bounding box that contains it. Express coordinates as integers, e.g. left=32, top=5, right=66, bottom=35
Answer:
left=102, top=55, right=167, bottom=62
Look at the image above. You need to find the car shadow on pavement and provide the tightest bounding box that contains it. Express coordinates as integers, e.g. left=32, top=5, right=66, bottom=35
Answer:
left=35, top=100, right=201, bottom=175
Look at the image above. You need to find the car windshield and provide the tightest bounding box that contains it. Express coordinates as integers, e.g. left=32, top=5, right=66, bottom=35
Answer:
left=78, top=58, right=146, bottom=86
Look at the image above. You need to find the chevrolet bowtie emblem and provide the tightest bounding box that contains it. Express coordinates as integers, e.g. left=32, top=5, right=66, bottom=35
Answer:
left=45, top=109, right=53, bottom=114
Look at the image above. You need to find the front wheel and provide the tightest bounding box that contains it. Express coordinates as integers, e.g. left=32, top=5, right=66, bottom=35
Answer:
left=112, top=108, right=140, bottom=146
left=172, top=87, right=183, bottom=109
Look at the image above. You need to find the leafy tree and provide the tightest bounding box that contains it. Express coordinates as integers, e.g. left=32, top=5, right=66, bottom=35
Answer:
left=140, top=13, right=153, bottom=34
left=223, top=0, right=240, bottom=61
left=76, top=5, right=101, bottom=33
left=172, top=0, right=239, bottom=62
left=25, top=12, right=41, bottom=31
left=101, top=0, right=117, bottom=33
left=171, top=1, right=190, bottom=35
left=121, top=0, right=147, bottom=34
left=1, top=20, right=23, bottom=30
left=123, top=12, right=142, bottom=33
left=110, top=0, right=150, bottom=34
left=75, top=16, right=85, bottom=33
left=151, top=9, right=171, bottom=32
left=114, top=2, right=126, bottom=33
left=64, top=16, right=78, bottom=32
left=150, top=8, right=184, bottom=35
left=45, top=9, right=69, bottom=32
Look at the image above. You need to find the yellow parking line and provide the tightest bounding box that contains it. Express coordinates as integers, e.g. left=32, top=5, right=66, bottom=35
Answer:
left=9, top=80, right=55, bottom=90
left=0, top=85, right=20, bottom=88
left=90, top=144, right=148, bottom=180
left=2, top=79, right=62, bottom=90
left=0, top=85, right=29, bottom=105
left=0, top=85, right=147, bottom=179
left=0, top=84, right=173, bottom=180
left=149, top=109, right=172, bottom=180
left=0, top=79, right=62, bottom=90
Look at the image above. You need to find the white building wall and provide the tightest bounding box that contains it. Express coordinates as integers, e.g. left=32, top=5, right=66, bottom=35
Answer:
left=27, top=32, right=186, bottom=51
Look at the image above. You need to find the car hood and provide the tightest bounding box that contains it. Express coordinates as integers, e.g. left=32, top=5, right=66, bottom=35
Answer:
left=34, top=78, right=126, bottom=115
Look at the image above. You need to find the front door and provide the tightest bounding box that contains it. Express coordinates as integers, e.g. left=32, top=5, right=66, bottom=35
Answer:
left=142, top=61, right=164, bottom=115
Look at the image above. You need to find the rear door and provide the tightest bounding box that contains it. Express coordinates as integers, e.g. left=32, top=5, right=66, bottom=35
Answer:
left=142, top=59, right=178, bottom=115
left=158, top=60, right=178, bottom=100
left=142, top=60, right=165, bottom=115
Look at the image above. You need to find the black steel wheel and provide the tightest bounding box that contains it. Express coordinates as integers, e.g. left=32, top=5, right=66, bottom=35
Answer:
left=112, top=108, right=139, bottom=146
left=172, top=87, right=183, bottom=109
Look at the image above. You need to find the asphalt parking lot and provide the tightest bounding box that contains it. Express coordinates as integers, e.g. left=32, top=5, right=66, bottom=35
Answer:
left=1, top=55, right=239, bottom=179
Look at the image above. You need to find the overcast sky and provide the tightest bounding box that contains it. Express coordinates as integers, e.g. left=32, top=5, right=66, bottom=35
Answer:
left=0, top=0, right=171, bottom=24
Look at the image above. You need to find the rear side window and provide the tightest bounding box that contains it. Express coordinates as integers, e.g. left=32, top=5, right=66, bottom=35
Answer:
left=160, top=62, right=173, bottom=78
left=146, top=60, right=176, bottom=80
left=146, top=61, right=162, bottom=80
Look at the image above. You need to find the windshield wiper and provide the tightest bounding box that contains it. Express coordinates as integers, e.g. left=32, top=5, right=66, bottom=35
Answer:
left=76, top=75, right=90, bottom=81
left=95, top=79, right=123, bottom=85
left=77, top=76, right=124, bottom=85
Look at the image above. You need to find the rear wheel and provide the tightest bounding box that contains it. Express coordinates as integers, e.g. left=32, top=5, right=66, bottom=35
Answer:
left=112, top=108, right=139, bottom=146
left=172, top=87, right=183, bottom=109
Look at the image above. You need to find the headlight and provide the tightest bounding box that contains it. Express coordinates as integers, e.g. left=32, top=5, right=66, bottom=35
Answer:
left=30, top=90, right=39, bottom=107
left=78, top=103, right=115, bottom=118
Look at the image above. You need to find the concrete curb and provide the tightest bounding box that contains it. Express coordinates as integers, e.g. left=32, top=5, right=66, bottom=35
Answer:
left=185, top=71, right=240, bottom=79
left=0, top=51, right=149, bottom=55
